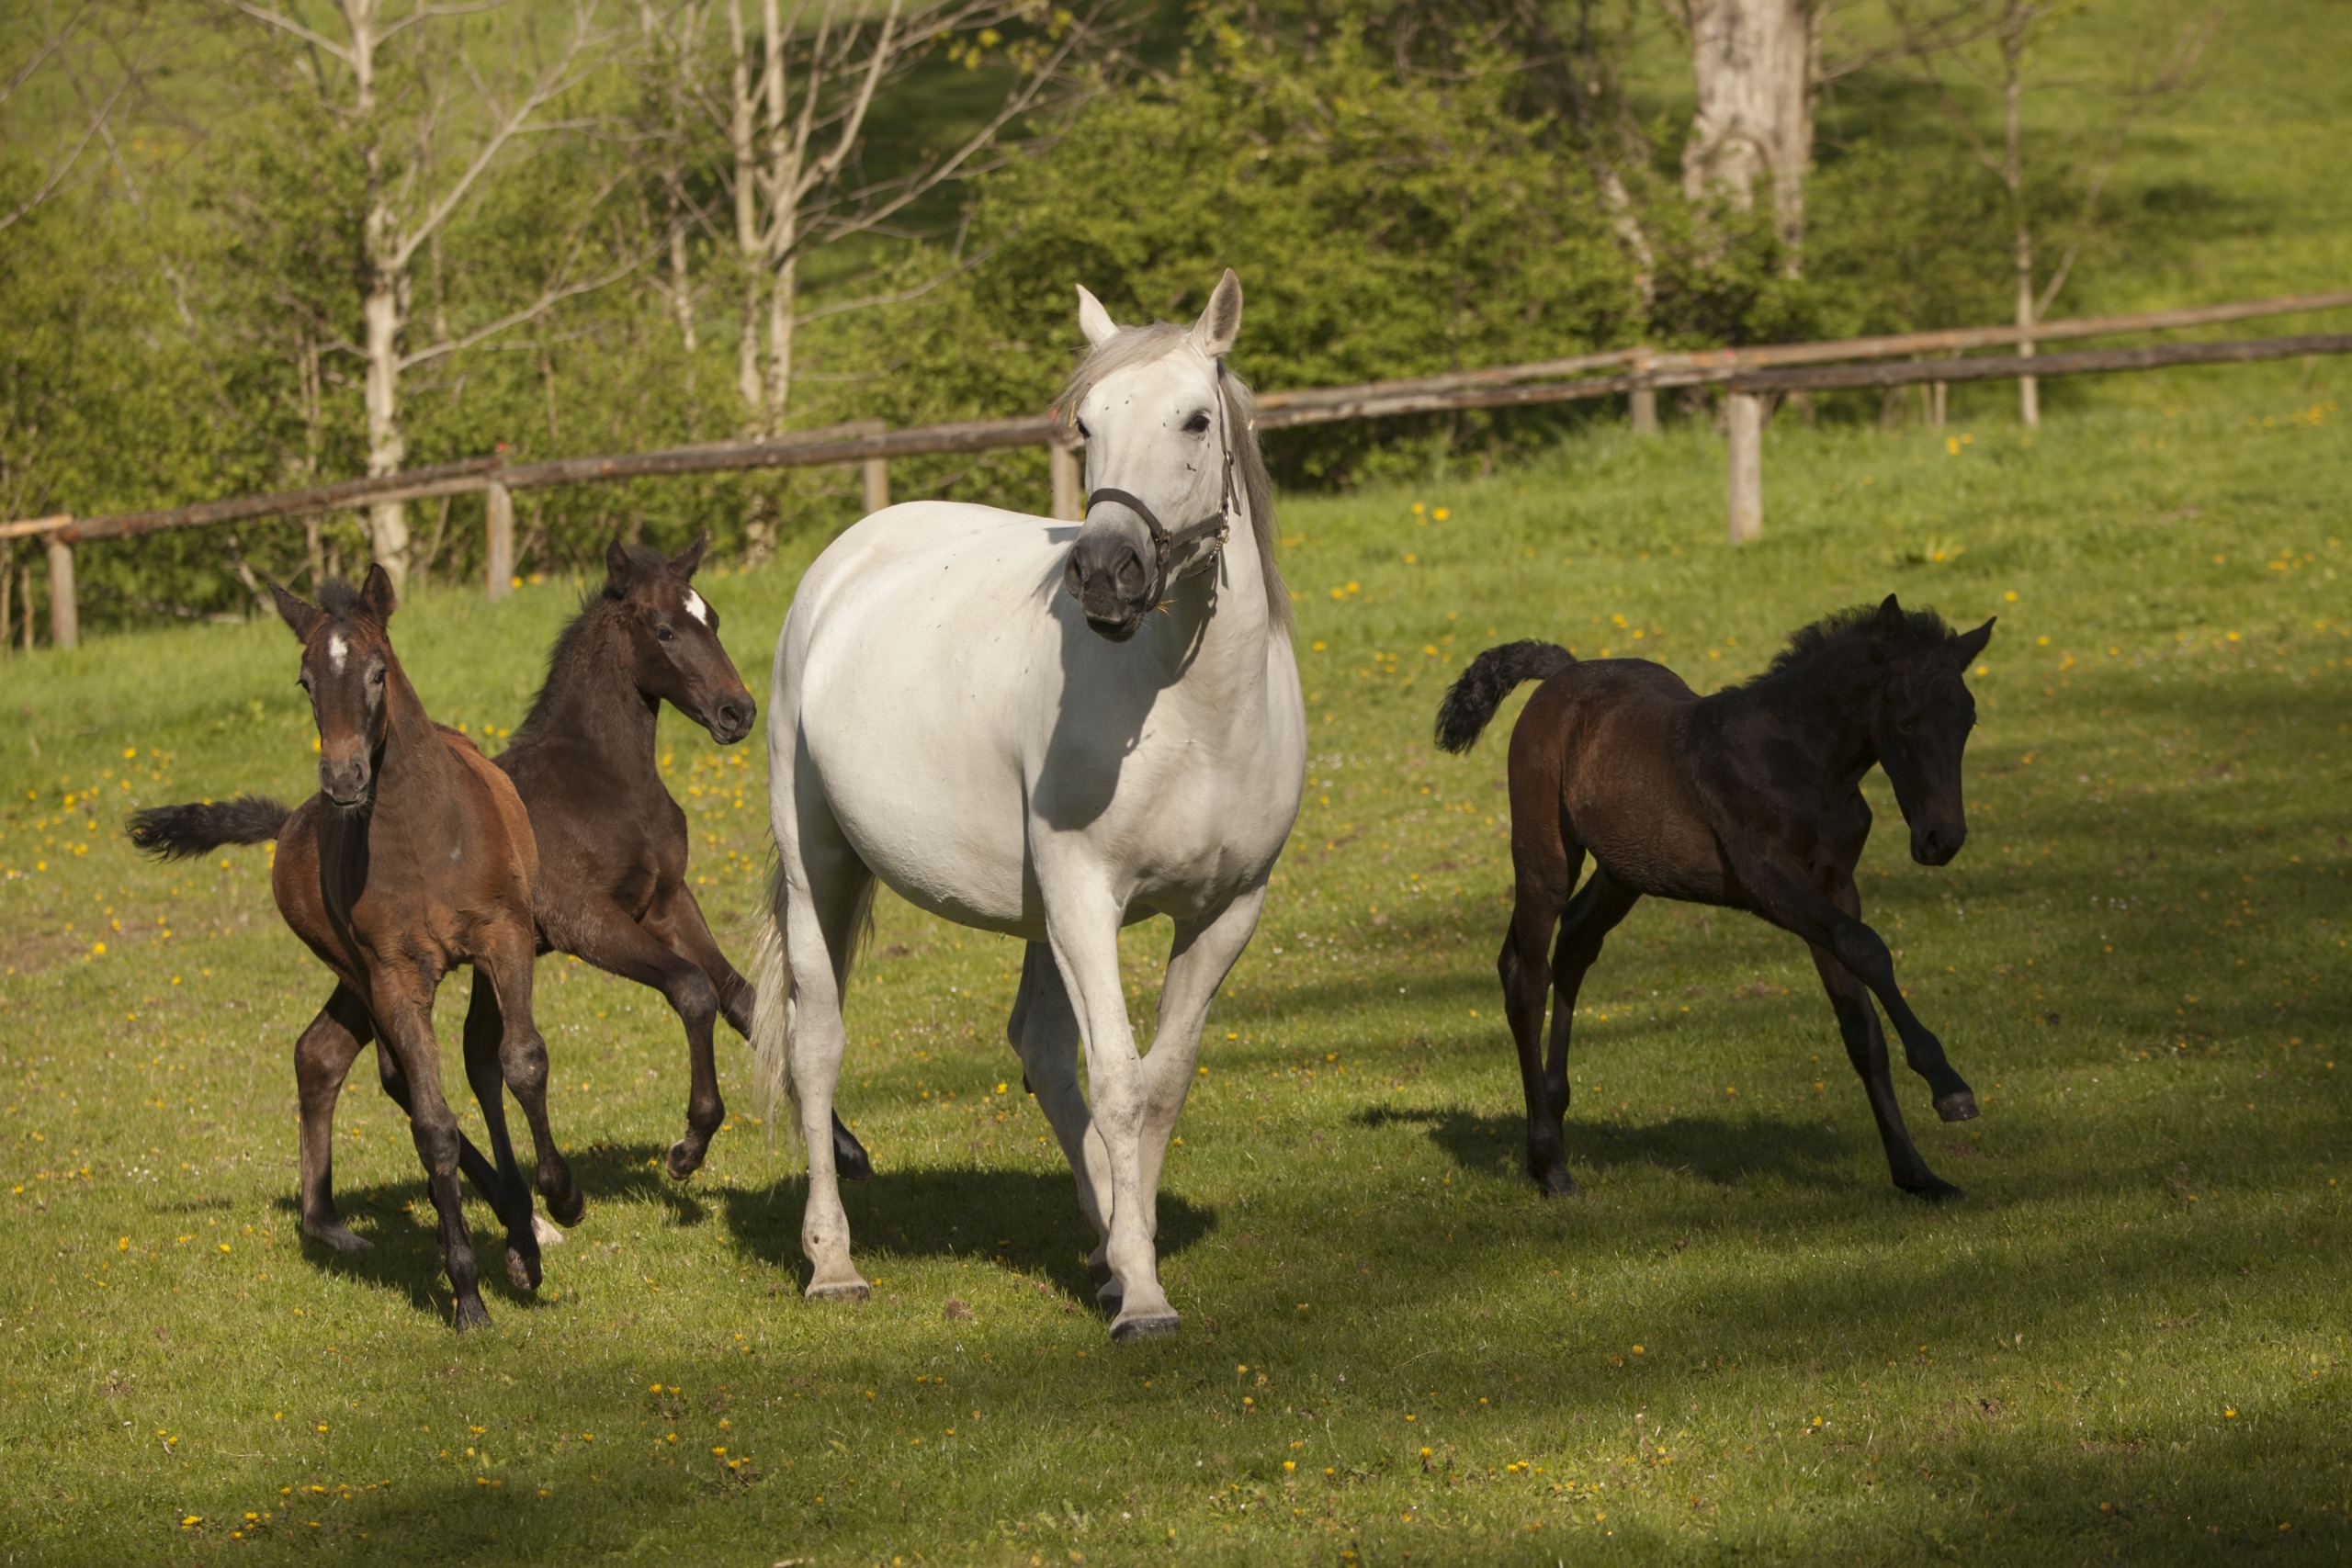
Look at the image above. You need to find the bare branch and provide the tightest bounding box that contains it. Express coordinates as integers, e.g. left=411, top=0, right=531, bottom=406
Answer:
left=227, top=0, right=359, bottom=67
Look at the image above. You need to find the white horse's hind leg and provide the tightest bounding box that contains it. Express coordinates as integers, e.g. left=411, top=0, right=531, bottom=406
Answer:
left=1008, top=942, right=1117, bottom=1304
left=1041, top=884, right=1173, bottom=1340
left=780, top=795, right=876, bottom=1303
left=1136, top=888, right=1267, bottom=1208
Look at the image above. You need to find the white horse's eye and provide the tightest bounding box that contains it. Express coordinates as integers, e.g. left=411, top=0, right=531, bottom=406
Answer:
left=1182, top=412, right=1211, bottom=434
left=1074, top=417, right=1091, bottom=441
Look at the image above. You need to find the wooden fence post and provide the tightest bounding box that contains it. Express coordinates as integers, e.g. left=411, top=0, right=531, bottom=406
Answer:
left=862, top=455, right=890, bottom=513
left=484, top=476, right=514, bottom=601
left=1629, top=348, right=1659, bottom=434
left=45, top=529, right=77, bottom=648
left=1725, top=392, right=1763, bottom=545
left=1049, top=439, right=1083, bottom=521
left=0, top=544, right=12, bottom=651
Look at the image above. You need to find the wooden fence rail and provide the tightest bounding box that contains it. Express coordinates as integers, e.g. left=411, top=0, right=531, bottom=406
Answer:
left=6, top=287, right=2350, bottom=647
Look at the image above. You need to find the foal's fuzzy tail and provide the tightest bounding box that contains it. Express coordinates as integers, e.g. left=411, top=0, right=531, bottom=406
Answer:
left=748, top=860, right=802, bottom=1160
left=1434, top=641, right=1575, bottom=753
left=126, top=796, right=290, bottom=860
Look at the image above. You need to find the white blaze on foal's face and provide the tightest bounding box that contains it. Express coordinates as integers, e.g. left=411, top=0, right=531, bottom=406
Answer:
left=327, top=633, right=348, bottom=675
left=683, top=590, right=711, bottom=628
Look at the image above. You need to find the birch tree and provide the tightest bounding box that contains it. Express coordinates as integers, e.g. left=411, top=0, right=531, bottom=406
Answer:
left=699, top=0, right=1108, bottom=442
left=1890, top=0, right=2216, bottom=425
left=227, top=0, right=628, bottom=585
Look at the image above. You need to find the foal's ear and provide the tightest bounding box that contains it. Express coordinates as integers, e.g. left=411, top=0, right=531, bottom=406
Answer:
left=1190, top=268, right=1243, bottom=359
left=357, top=562, right=398, bottom=624
left=605, top=534, right=637, bottom=593
left=269, top=581, right=320, bottom=641
left=668, top=531, right=709, bottom=581
left=1076, top=284, right=1119, bottom=347
left=1871, top=593, right=1905, bottom=647
left=1951, top=615, right=1996, bottom=665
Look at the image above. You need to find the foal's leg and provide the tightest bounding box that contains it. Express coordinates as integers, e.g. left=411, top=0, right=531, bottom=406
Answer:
left=1804, top=941, right=1959, bottom=1199
left=372, top=1030, right=516, bottom=1223
left=1498, top=811, right=1589, bottom=1194
left=477, top=928, right=582, bottom=1254
left=375, top=987, right=492, bottom=1331
left=567, top=896, right=737, bottom=1181
left=1532, top=867, right=1641, bottom=1190
left=1008, top=942, right=1117, bottom=1303
left=1739, top=856, right=1978, bottom=1122
left=295, top=984, right=374, bottom=1252
left=646, top=884, right=874, bottom=1182
left=1805, top=871, right=1959, bottom=1198
left=458, top=975, right=546, bottom=1289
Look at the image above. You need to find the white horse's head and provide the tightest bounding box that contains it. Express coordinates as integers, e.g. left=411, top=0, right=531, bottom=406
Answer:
left=1058, top=269, right=1272, bottom=643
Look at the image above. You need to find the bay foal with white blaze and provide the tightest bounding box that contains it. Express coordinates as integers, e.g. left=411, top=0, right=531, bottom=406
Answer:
left=754, top=270, right=1303, bottom=1339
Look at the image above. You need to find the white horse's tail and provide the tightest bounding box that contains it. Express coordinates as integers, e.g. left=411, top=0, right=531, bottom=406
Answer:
left=748, top=859, right=801, bottom=1157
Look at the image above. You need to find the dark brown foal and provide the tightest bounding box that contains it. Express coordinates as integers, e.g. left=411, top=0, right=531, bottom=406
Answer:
left=1436, top=595, right=1996, bottom=1201
left=130, top=567, right=579, bottom=1331
left=483, top=536, right=871, bottom=1185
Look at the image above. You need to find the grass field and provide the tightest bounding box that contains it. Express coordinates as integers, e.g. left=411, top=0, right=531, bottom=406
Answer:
left=3, top=353, right=2349, bottom=1564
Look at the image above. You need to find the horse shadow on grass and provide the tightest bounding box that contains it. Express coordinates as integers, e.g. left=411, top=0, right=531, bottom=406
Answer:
left=1357, top=1101, right=1864, bottom=1191
left=716, top=1167, right=1216, bottom=1310
left=266, top=1139, right=704, bottom=1324
left=268, top=1141, right=1216, bottom=1324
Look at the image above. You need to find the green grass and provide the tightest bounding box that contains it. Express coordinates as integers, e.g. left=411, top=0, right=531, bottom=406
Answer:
left=3, top=356, right=2349, bottom=1564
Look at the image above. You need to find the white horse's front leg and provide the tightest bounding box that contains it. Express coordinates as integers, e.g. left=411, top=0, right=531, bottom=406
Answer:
left=1041, top=882, right=1170, bottom=1340
left=1007, top=941, right=1116, bottom=1303
left=1136, top=886, right=1267, bottom=1208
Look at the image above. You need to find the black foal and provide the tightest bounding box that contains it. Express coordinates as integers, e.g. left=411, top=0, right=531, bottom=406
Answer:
left=1437, top=594, right=1996, bottom=1200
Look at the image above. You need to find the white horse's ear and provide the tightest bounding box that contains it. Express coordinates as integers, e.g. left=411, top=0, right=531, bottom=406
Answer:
left=1190, top=268, right=1243, bottom=358
left=1076, top=285, right=1119, bottom=346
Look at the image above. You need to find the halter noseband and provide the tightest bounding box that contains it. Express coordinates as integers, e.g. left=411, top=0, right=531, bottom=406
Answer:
left=1080, top=361, right=1241, bottom=609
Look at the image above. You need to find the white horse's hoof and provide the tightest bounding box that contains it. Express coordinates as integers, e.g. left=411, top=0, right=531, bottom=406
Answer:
left=531, top=1213, right=567, bottom=1247
left=1110, top=1308, right=1179, bottom=1341
left=807, top=1277, right=871, bottom=1304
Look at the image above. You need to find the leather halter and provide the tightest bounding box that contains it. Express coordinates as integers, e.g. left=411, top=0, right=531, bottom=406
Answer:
left=1080, top=361, right=1241, bottom=610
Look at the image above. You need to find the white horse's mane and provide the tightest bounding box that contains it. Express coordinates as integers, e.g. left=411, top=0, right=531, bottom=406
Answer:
left=1053, top=321, right=1291, bottom=635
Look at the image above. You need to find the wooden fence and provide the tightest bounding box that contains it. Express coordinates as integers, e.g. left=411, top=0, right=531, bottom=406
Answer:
left=6, top=287, right=2350, bottom=648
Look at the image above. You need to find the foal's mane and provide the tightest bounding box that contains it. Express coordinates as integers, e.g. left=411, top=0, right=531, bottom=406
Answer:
left=314, top=578, right=368, bottom=623
left=505, top=562, right=665, bottom=750
left=1747, top=602, right=1957, bottom=686
left=1054, top=321, right=1292, bottom=636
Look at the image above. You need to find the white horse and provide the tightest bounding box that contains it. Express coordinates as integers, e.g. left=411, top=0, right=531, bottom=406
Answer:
left=752, top=270, right=1305, bottom=1339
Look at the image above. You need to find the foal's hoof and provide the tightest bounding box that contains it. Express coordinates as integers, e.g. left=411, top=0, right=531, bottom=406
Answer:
left=664, top=1136, right=709, bottom=1181
left=1934, top=1089, right=1981, bottom=1122
left=806, top=1276, right=872, bottom=1304
left=833, top=1123, right=875, bottom=1183
left=1901, top=1176, right=1966, bottom=1203
left=1534, top=1165, right=1580, bottom=1198
left=1110, top=1308, right=1180, bottom=1342
left=505, top=1243, right=542, bottom=1292
left=303, top=1220, right=372, bottom=1254
left=544, top=1181, right=586, bottom=1228
left=531, top=1213, right=567, bottom=1248
left=453, top=1296, right=492, bottom=1334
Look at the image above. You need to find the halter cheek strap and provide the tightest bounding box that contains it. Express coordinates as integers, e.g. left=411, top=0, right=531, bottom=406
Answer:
left=1081, top=361, right=1241, bottom=605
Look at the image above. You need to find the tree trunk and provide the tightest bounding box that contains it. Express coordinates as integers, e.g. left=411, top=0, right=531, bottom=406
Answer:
left=350, top=0, right=413, bottom=587
left=1681, top=0, right=1817, bottom=267
left=2002, top=6, right=2040, bottom=428
left=728, top=0, right=765, bottom=426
